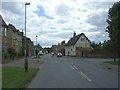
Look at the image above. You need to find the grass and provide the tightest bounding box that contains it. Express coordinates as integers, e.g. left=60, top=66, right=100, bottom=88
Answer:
left=2, top=67, right=39, bottom=88
left=31, top=57, right=41, bottom=59
left=0, top=68, right=2, bottom=89
left=104, top=61, right=120, bottom=66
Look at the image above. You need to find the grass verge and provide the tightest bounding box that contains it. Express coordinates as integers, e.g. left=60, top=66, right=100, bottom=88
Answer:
left=104, top=61, right=120, bottom=66
left=31, top=57, right=41, bottom=59
left=2, top=67, right=39, bottom=88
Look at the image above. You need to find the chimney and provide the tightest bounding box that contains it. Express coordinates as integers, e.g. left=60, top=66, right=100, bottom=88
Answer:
left=73, top=31, right=76, bottom=37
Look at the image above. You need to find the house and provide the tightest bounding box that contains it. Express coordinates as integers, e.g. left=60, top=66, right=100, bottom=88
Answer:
left=0, top=15, right=7, bottom=60
left=65, top=32, right=93, bottom=57
left=43, top=49, right=48, bottom=54
left=34, top=44, right=43, bottom=56
left=52, top=41, right=66, bottom=55
left=22, top=36, right=35, bottom=57
left=7, top=24, right=23, bottom=56
left=35, top=44, right=43, bottom=51
left=52, top=45, right=57, bottom=54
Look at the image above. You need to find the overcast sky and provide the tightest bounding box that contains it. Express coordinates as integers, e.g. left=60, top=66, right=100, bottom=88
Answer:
left=0, top=0, right=119, bottom=47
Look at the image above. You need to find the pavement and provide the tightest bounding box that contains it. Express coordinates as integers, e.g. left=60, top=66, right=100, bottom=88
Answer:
left=27, top=54, right=119, bottom=88
left=101, top=63, right=119, bottom=72
left=2, top=56, right=44, bottom=68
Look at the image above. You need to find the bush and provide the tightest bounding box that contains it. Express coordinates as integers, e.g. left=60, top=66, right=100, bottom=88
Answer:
left=4, top=47, right=17, bottom=59
left=7, top=47, right=16, bottom=56
left=5, top=53, right=11, bottom=59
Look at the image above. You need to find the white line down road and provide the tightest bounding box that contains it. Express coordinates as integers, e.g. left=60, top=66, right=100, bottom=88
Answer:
left=78, top=71, right=92, bottom=82
left=71, top=65, right=92, bottom=82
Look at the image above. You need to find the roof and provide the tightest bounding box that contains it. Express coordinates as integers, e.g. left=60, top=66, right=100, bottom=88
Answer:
left=66, top=33, right=91, bottom=46
left=35, top=44, right=43, bottom=50
left=0, top=15, right=7, bottom=26
left=8, top=24, right=17, bottom=31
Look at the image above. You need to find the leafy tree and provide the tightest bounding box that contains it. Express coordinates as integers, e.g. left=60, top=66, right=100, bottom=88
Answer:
left=102, top=40, right=111, bottom=50
left=106, top=2, right=120, bottom=59
left=91, top=42, right=103, bottom=50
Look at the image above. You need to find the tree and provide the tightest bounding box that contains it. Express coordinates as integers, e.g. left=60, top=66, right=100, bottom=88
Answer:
left=91, top=42, right=103, bottom=50
left=106, top=1, right=120, bottom=59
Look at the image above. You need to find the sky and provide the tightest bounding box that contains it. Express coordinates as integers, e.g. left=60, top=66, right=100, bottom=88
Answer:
left=0, top=0, right=119, bottom=47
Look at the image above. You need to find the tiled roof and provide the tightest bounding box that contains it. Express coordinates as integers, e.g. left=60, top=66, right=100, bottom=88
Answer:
left=0, top=15, right=7, bottom=26
left=66, top=33, right=91, bottom=46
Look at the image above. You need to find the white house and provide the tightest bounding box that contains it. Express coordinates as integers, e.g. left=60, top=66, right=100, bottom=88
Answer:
left=65, top=32, right=93, bottom=57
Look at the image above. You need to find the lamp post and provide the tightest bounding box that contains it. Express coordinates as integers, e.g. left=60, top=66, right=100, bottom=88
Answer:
left=36, top=35, right=38, bottom=46
left=36, top=35, right=38, bottom=58
left=25, top=2, right=30, bottom=72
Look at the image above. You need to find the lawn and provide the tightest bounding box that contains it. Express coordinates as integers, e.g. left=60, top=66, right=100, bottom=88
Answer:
left=104, top=61, right=120, bottom=66
left=2, top=67, right=39, bottom=88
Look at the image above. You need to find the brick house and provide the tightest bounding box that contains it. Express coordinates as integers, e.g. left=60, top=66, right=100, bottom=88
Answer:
left=65, top=32, right=93, bottom=57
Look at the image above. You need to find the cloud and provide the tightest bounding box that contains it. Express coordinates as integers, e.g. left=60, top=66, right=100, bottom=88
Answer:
left=1, top=0, right=116, bottom=47
left=2, top=2, right=24, bottom=15
left=55, top=3, right=73, bottom=18
left=86, top=10, right=108, bottom=27
left=83, top=2, right=114, bottom=10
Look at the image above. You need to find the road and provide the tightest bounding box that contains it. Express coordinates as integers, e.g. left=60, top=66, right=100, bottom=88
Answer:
left=28, top=54, right=118, bottom=88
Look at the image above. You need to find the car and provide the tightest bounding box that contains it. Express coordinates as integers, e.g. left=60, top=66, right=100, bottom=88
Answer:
left=38, top=51, right=44, bottom=55
left=57, top=53, right=62, bottom=57
left=51, top=52, right=54, bottom=57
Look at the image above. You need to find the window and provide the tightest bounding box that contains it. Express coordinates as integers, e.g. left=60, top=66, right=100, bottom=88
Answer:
left=5, top=28, right=7, bottom=36
left=81, top=38, right=85, bottom=41
left=2, top=27, right=5, bottom=36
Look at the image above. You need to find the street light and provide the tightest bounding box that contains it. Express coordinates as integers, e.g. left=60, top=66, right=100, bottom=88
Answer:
left=36, top=35, right=38, bottom=58
left=25, top=2, right=30, bottom=72
left=36, top=35, right=38, bottom=45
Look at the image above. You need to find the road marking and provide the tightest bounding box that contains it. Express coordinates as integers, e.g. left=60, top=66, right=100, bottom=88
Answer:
left=73, top=65, right=78, bottom=70
left=70, top=66, right=75, bottom=70
left=78, top=71, right=92, bottom=82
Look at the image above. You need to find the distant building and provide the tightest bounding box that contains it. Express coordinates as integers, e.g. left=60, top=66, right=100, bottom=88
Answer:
left=35, top=44, right=43, bottom=51
left=52, top=45, right=57, bottom=54
left=65, top=32, right=93, bottom=57
left=52, top=41, right=66, bottom=55
left=43, top=49, right=48, bottom=54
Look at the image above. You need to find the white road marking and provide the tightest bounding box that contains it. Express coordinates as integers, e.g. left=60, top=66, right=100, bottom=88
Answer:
left=70, top=66, right=75, bottom=70
left=73, top=65, right=78, bottom=70
left=70, top=63, right=92, bottom=82
left=78, top=71, right=92, bottom=82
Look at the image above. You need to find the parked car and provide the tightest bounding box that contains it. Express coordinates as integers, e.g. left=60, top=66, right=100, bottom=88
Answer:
left=51, top=52, right=54, bottom=57
left=57, top=53, right=62, bottom=57
left=38, top=51, right=44, bottom=55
